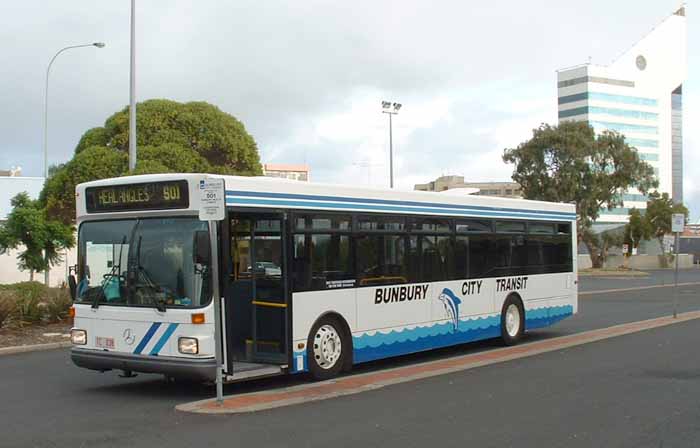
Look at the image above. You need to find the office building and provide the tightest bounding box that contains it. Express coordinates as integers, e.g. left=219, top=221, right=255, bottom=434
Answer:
left=557, top=7, right=686, bottom=224
left=262, top=163, right=310, bottom=182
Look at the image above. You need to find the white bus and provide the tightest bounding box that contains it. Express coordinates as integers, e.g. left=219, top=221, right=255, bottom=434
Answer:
left=70, top=173, right=577, bottom=382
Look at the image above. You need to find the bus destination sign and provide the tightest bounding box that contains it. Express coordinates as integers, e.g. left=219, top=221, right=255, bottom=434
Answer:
left=85, top=180, right=189, bottom=213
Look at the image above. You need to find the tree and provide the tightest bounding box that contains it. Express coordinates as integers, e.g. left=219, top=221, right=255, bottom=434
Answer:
left=43, top=99, right=263, bottom=223
left=624, top=208, right=652, bottom=253
left=582, top=227, right=625, bottom=266
left=503, top=121, right=657, bottom=268
left=644, top=192, right=689, bottom=266
left=0, top=193, right=75, bottom=280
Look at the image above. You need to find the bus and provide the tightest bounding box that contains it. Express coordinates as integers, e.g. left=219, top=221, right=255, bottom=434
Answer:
left=69, top=173, right=578, bottom=382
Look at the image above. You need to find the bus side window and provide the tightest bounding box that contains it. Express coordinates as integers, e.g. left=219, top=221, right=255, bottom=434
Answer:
left=356, top=234, right=408, bottom=286
left=294, top=234, right=353, bottom=291
left=454, top=236, right=468, bottom=280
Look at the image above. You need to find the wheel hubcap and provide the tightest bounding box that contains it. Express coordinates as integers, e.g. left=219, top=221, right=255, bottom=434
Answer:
left=313, top=324, right=342, bottom=370
left=505, top=304, right=521, bottom=337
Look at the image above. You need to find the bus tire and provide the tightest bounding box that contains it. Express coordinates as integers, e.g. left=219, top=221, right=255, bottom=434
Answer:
left=307, top=315, right=347, bottom=380
left=500, top=295, right=524, bottom=346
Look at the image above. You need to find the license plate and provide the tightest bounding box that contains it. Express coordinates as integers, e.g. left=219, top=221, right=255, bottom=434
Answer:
left=95, top=337, right=115, bottom=349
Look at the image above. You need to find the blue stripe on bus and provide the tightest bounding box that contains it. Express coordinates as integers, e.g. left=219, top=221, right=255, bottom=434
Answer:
left=225, top=190, right=576, bottom=220
left=133, top=322, right=162, bottom=355
left=149, top=323, right=179, bottom=356
left=226, top=197, right=576, bottom=221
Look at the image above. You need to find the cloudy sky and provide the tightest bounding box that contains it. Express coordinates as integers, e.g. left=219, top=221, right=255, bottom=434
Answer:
left=2, top=1, right=697, bottom=218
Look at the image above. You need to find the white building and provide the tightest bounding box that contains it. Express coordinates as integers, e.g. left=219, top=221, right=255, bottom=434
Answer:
left=557, top=6, right=686, bottom=225
left=0, top=170, right=75, bottom=286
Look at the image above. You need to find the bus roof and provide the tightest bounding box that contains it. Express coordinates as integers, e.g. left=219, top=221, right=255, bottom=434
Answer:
left=76, top=173, right=577, bottom=222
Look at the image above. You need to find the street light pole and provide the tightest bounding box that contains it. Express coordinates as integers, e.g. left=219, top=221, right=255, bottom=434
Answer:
left=381, top=101, right=402, bottom=188
left=44, top=42, right=105, bottom=180
left=43, top=41, right=104, bottom=287
left=129, top=0, right=137, bottom=171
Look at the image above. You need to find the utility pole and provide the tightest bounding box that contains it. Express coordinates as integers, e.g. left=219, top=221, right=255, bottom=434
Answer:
left=129, top=0, right=137, bottom=171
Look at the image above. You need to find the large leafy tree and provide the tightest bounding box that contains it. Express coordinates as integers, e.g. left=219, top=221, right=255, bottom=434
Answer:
left=644, top=192, right=688, bottom=266
left=503, top=121, right=657, bottom=268
left=43, top=99, right=263, bottom=223
left=624, top=208, right=652, bottom=252
left=0, top=193, right=75, bottom=280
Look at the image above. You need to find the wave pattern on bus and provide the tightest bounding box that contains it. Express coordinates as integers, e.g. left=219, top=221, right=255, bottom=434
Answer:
left=351, top=305, right=574, bottom=364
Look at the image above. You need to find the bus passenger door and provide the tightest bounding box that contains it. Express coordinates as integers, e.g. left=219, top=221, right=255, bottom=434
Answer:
left=226, top=214, right=288, bottom=366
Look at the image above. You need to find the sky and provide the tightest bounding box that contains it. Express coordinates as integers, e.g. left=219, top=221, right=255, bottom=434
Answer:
left=1, top=1, right=698, bottom=218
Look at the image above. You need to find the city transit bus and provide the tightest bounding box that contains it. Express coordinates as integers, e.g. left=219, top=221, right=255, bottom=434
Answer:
left=70, top=173, right=578, bottom=383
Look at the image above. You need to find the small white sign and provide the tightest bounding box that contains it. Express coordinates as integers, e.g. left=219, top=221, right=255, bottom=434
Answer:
left=663, top=235, right=674, bottom=253
left=622, top=244, right=629, bottom=254
left=672, top=213, right=685, bottom=233
left=198, top=178, right=225, bottom=221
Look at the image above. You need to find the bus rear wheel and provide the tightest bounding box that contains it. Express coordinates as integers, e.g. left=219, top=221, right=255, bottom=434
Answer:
left=500, top=295, right=524, bottom=346
left=307, top=316, right=347, bottom=380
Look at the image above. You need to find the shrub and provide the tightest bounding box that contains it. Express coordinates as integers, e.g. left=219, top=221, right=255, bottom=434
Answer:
left=0, top=292, right=14, bottom=328
left=8, top=281, right=47, bottom=326
left=44, top=288, right=72, bottom=323
left=13, top=281, right=48, bottom=302
left=0, top=282, right=73, bottom=327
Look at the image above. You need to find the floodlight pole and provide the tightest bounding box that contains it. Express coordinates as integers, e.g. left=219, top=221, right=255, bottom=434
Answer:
left=388, top=112, right=394, bottom=188
left=381, top=101, right=401, bottom=189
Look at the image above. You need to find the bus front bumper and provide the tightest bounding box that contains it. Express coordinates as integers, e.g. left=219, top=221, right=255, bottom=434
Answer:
left=71, top=348, right=216, bottom=382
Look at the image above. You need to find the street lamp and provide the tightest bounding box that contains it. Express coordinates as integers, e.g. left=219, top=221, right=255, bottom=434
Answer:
left=381, top=100, right=402, bottom=188
left=44, top=42, right=105, bottom=179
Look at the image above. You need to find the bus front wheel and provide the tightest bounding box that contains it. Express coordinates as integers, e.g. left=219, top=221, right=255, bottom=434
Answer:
left=500, top=295, right=524, bottom=346
left=307, top=316, right=348, bottom=380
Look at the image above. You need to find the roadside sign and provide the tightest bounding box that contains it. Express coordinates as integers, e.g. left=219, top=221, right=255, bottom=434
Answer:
left=663, top=235, right=674, bottom=253
left=622, top=244, right=629, bottom=254
left=198, top=177, right=226, bottom=403
left=199, top=178, right=225, bottom=221
left=672, top=213, right=685, bottom=233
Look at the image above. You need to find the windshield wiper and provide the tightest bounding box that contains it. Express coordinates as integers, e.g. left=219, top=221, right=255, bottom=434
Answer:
left=92, top=236, right=126, bottom=309
left=132, top=235, right=167, bottom=312
left=90, top=284, right=107, bottom=309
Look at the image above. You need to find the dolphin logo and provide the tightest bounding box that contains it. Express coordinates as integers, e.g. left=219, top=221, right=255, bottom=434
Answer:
left=438, top=288, right=462, bottom=331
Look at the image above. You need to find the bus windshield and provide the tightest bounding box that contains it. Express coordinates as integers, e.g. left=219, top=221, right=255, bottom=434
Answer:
left=76, top=217, right=212, bottom=309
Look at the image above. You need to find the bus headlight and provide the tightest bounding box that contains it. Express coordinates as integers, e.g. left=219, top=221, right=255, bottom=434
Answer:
left=178, top=337, right=199, bottom=354
left=71, top=329, right=87, bottom=345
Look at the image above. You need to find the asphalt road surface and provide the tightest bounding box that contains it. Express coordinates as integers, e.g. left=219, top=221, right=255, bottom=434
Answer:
left=2, top=269, right=700, bottom=448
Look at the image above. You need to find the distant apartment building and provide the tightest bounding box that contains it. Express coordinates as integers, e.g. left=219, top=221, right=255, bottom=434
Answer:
left=557, top=7, right=686, bottom=224
left=262, top=163, right=310, bottom=182
left=414, top=175, right=522, bottom=198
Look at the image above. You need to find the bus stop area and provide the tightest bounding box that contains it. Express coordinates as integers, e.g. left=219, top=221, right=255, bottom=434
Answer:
left=177, top=305, right=700, bottom=414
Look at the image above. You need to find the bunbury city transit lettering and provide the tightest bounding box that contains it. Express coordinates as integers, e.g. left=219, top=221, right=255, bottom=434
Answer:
left=496, top=276, right=528, bottom=292
left=375, top=284, right=430, bottom=304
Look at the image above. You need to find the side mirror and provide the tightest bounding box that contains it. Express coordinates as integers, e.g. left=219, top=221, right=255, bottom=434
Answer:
left=68, top=275, right=77, bottom=300
left=193, top=230, right=211, bottom=265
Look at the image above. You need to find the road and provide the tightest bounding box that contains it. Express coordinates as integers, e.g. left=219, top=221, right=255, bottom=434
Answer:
left=2, top=269, right=700, bottom=448
left=579, top=267, right=700, bottom=292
